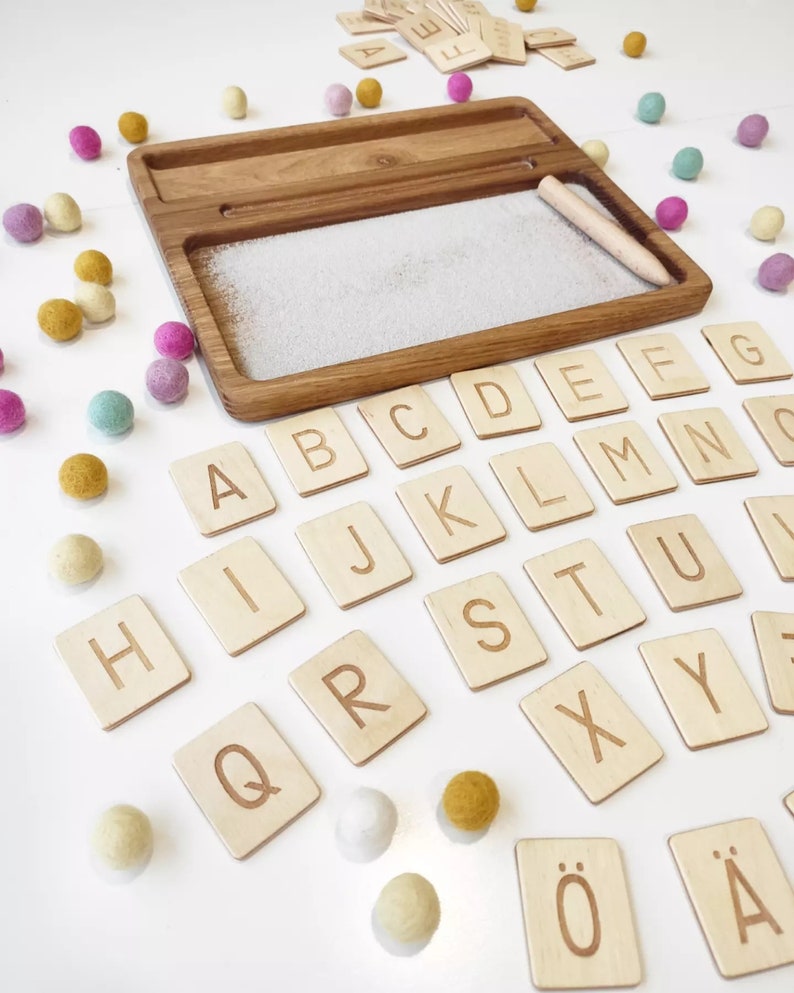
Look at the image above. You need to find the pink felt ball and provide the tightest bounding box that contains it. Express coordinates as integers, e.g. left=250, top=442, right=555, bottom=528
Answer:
left=447, top=72, right=473, bottom=103
left=69, top=125, right=102, bottom=160
left=3, top=203, right=43, bottom=243
left=154, top=321, right=195, bottom=360
left=145, top=358, right=189, bottom=403
left=0, top=389, right=25, bottom=434
left=325, top=83, right=353, bottom=117
left=655, top=196, right=688, bottom=230
left=758, top=253, right=794, bottom=291
left=737, top=114, right=769, bottom=148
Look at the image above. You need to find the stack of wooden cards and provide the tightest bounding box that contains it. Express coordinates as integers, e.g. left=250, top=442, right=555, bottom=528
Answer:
left=337, top=1, right=594, bottom=73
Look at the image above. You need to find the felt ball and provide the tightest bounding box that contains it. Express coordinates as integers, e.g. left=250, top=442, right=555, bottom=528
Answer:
left=37, top=299, right=82, bottom=342
left=375, top=874, right=440, bottom=944
left=69, top=125, right=102, bottom=160
left=146, top=357, right=189, bottom=403
left=672, top=146, right=703, bottom=180
left=0, top=389, right=25, bottom=434
left=623, top=31, right=647, bottom=57
left=758, top=253, right=794, bottom=292
left=356, top=78, right=382, bottom=109
left=335, top=788, right=397, bottom=861
left=118, top=111, right=148, bottom=144
left=515, top=0, right=537, bottom=9
left=91, top=805, right=153, bottom=871
left=3, top=203, right=43, bottom=243
left=447, top=71, right=473, bottom=103
left=43, top=192, right=82, bottom=233
left=58, top=453, right=108, bottom=500
left=581, top=139, right=609, bottom=168
left=737, top=113, right=769, bottom=148
left=442, top=770, right=500, bottom=831
left=222, top=85, right=248, bottom=119
left=154, top=320, right=195, bottom=360
left=48, top=534, right=103, bottom=585
left=325, top=83, right=353, bottom=117
left=75, top=282, right=116, bottom=324
left=750, top=206, right=785, bottom=241
left=637, top=91, right=665, bottom=124
left=655, top=195, right=688, bottom=230
left=87, top=390, right=134, bottom=436
left=74, top=249, right=113, bottom=285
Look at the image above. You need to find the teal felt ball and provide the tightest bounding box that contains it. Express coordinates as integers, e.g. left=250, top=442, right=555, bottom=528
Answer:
left=637, top=92, right=665, bottom=124
left=672, top=146, right=704, bottom=180
left=87, top=390, right=134, bottom=436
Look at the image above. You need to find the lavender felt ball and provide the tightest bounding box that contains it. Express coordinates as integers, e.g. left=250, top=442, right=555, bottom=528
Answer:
left=69, top=125, right=102, bottom=160
left=758, top=253, right=794, bottom=291
left=145, top=358, right=189, bottom=403
left=3, top=203, right=43, bottom=243
left=655, top=196, right=688, bottom=230
left=447, top=72, right=473, bottom=103
left=325, top=83, right=353, bottom=117
left=154, top=321, right=194, bottom=360
left=737, top=114, right=769, bottom=148
left=0, top=389, right=25, bottom=434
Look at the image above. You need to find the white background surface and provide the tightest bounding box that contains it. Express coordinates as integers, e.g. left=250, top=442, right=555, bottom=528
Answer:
left=2, top=1, right=793, bottom=990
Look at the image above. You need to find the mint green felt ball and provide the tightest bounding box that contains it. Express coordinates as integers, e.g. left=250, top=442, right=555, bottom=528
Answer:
left=672, top=146, right=704, bottom=180
left=87, top=390, right=134, bottom=436
left=637, top=92, right=665, bottom=124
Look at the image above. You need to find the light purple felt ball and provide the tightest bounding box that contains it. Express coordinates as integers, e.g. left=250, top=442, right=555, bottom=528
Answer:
left=737, top=113, right=769, bottom=148
left=3, top=203, right=43, bottom=243
left=0, top=389, right=25, bottom=434
left=447, top=72, right=473, bottom=103
left=154, top=321, right=195, bottom=360
left=146, top=358, right=189, bottom=403
left=325, top=83, right=353, bottom=117
left=655, top=196, right=688, bottom=230
left=758, top=253, right=794, bottom=291
left=69, top=125, right=102, bottom=160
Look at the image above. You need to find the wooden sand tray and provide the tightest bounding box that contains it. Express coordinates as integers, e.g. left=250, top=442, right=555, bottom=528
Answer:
left=128, top=97, right=712, bottom=422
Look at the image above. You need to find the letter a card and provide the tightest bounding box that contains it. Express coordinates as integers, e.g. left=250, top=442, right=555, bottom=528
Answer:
left=669, top=818, right=794, bottom=977
left=173, top=703, right=320, bottom=860
left=515, top=838, right=642, bottom=988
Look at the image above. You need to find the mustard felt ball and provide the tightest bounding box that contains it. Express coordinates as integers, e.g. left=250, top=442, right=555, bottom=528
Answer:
left=43, top=192, right=82, bottom=233
left=58, top=453, right=108, bottom=500
left=48, top=534, right=103, bottom=585
left=515, top=0, right=537, bottom=9
left=37, top=299, right=82, bottom=341
left=442, top=770, right=500, bottom=831
left=91, top=804, right=153, bottom=871
left=623, top=31, right=647, bottom=57
left=75, top=282, right=116, bottom=323
left=74, top=249, right=113, bottom=285
left=356, top=78, right=383, bottom=109
left=118, top=111, right=148, bottom=144
left=375, top=873, right=440, bottom=944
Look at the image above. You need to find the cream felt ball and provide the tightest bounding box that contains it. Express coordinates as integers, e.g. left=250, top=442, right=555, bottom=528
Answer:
left=581, top=139, right=609, bottom=168
left=75, top=282, right=116, bottom=323
left=335, top=788, right=397, bottom=861
left=48, top=534, right=103, bottom=585
left=43, top=193, right=82, bottom=233
left=222, top=86, right=248, bottom=119
left=375, top=873, right=440, bottom=944
left=750, top=206, right=784, bottom=241
left=91, top=804, right=153, bottom=871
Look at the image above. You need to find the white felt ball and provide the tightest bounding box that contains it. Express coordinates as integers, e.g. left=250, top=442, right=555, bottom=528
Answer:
left=375, top=873, right=440, bottom=944
left=581, top=139, right=609, bottom=168
left=222, top=85, right=248, bottom=119
left=91, top=804, right=153, bottom=871
left=335, top=787, right=397, bottom=861
left=75, top=282, right=116, bottom=323
left=43, top=192, right=82, bottom=232
left=48, top=533, right=103, bottom=585
left=750, top=205, right=785, bottom=241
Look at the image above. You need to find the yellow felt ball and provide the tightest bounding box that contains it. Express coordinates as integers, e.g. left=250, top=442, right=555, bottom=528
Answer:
left=91, top=805, right=153, bottom=871
left=37, top=299, right=83, bottom=341
left=375, top=873, right=440, bottom=944
left=581, top=139, right=609, bottom=168
left=515, top=0, right=537, bottom=10
left=48, top=534, right=103, bottom=585
left=74, top=249, right=113, bottom=285
left=58, top=453, right=108, bottom=500
left=118, top=111, right=148, bottom=144
left=356, top=78, right=383, bottom=109
left=623, top=31, right=647, bottom=57
left=442, top=770, right=500, bottom=831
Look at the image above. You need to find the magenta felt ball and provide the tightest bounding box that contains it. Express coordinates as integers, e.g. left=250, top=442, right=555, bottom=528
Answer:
left=737, top=114, right=769, bottom=148
left=69, top=125, right=102, bottom=160
left=3, top=203, right=43, bottom=243
left=655, top=196, right=688, bottom=230
left=0, top=389, right=25, bottom=434
left=154, top=321, right=195, bottom=360
left=325, top=83, right=353, bottom=117
left=758, top=253, right=794, bottom=291
left=447, top=72, right=473, bottom=103
left=146, top=358, right=189, bottom=403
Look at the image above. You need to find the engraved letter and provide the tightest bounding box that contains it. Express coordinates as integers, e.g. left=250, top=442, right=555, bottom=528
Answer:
left=684, top=421, right=732, bottom=463
left=462, top=598, right=511, bottom=652
left=599, top=437, right=651, bottom=481
left=292, top=429, right=337, bottom=471
left=555, top=689, right=626, bottom=763
left=389, top=403, right=428, bottom=441
left=641, top=345, right=676, bottom=380
left=207, top=464, right=247, bottom=510
left=474, top=381, right=512, bottom=419
left=411, top=19, right=442, bottom=42
left=223, top=566, right=260, bottom=613
left=729, top=334, right=764, bottom=367
left=518, top=465, right=566, bottom=506
left=347, top=525, right=375, bottom=575
left=559, top=364, right=603, bottom=402
left=424, top=485, right=476, bottom=535
left=214, top=743, right=281, bottom=809
left=556, top=863, right=602, bottom=957
left=322, top=664, right=390, bottom=728
left=772, top=512, right=794, bottom=544
left=773, top=406, right=794, bottom=442
left=714, top=848, right=784, bottom=944
left=673, top=652, right=720, bottom=713
left=552, top=562, right=603, bottom=616
left=656, top=532, right=706, bottom=581
left=89, top=623, right=154, bottom=690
